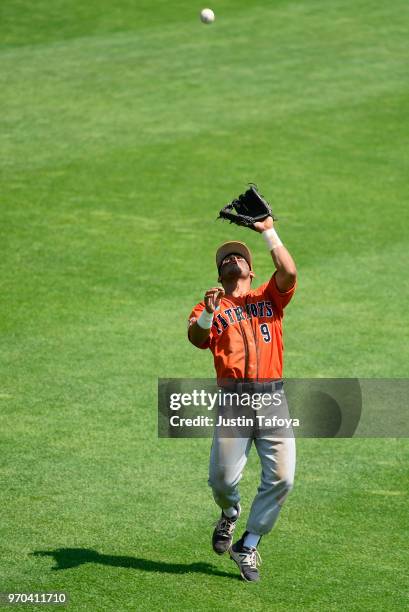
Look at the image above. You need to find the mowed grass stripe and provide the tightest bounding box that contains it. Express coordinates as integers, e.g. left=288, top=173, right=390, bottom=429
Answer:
left=1, top=2, right=408, bottom=168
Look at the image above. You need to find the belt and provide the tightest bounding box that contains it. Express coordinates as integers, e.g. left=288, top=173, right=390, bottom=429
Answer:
left=220, top=380, right=283, bottom=394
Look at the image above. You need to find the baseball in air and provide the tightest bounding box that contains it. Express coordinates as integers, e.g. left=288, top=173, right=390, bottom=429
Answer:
left=200, top=8, right=215, bottom=24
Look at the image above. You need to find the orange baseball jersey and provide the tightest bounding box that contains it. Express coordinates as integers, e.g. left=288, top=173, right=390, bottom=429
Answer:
left=188, top=272, right=295, bottom=381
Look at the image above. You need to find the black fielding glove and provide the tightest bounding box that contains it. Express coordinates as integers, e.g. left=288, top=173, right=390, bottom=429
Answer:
left=218, top=184, right=276, bottom=231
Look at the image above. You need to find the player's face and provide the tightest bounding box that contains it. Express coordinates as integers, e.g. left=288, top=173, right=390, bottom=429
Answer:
left=219, top=253, right=251, bottom=281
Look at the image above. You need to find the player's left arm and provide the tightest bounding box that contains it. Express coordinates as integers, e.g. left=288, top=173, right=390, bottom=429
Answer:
left=253, top=216, right=296, bottom=292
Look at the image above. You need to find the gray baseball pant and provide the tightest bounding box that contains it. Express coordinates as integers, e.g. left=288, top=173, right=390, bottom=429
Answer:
left=208, top=434, right=296, bottom=535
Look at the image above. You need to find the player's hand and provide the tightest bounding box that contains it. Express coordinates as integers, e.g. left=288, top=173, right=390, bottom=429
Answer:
left=253, top=215, right=274, bottom=233
left=204, top=287, right=225, bottom=313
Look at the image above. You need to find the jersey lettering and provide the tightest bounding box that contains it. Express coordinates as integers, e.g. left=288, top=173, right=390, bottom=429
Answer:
left=234, top=306, right=246, bottom=322
left=216, top=313, right=229, bottom=329
left=248, top=303, right=258, bottom=318
left=210, top=301, right=274, bottom=335
left=213, top=318, right=222, bottom=334
left=193, top=300, right=275, bottom=338
left=224, top=308, right=235, bottom=324
left=257, top=301, right=265, bottom=317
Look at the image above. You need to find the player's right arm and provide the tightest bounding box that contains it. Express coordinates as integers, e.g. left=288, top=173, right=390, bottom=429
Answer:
left=188, top=287, right=225, bottom=347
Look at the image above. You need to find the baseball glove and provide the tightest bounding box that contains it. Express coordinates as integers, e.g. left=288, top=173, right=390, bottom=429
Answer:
left=217, top=184, right=276, bottom=230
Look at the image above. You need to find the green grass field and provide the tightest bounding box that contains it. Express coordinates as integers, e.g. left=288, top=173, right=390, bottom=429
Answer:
left=1, top=1, right=408, bottom=610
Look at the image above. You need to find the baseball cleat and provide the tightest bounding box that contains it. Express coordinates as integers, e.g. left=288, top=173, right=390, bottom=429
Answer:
left=212, top=503, right=241, bottom=555
left=229, top=534, right=262, bottom=582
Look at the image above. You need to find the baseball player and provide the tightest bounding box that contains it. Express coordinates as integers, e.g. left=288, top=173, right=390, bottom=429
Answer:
left=188, top=214, right=297, bottom=582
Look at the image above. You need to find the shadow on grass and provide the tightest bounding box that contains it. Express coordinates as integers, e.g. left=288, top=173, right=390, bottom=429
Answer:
left=31, top=548, right=238, bottom=579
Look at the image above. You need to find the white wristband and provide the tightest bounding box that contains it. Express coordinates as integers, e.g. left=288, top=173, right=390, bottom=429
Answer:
left=197, top=308, right=214, bottom=329
left=262, top=227, right=283, bottom=250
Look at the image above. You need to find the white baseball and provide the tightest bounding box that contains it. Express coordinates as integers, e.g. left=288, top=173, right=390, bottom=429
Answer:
left=200, top=8, right=215, bottom=24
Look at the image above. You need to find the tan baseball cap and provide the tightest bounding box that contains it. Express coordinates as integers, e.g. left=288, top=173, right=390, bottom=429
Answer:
left=216, top=241, right=253, bottom=271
